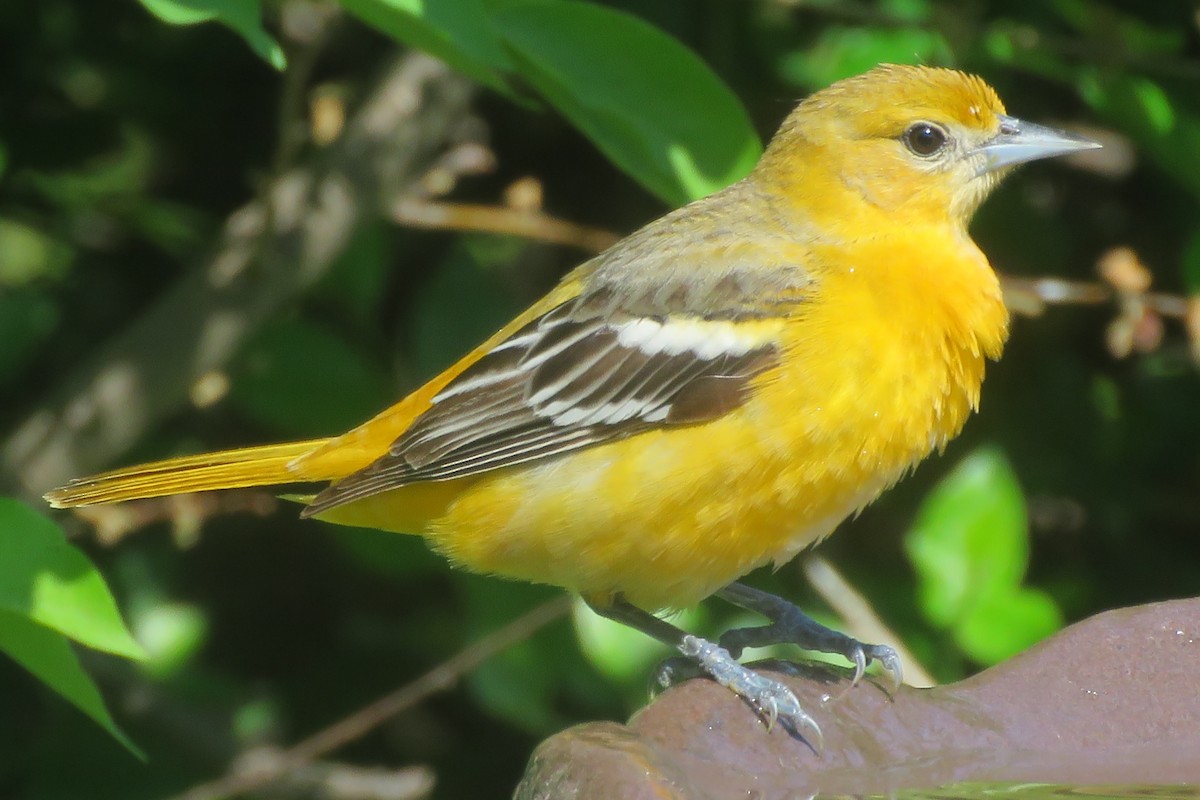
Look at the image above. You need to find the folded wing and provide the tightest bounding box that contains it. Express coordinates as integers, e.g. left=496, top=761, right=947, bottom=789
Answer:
left=303, top=292, right=784, bottom=516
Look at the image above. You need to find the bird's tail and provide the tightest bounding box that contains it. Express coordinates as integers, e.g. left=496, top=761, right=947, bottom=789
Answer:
left=44, top=439, right=331, bottom=508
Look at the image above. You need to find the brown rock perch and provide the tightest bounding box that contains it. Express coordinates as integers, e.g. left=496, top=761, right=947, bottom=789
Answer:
left=517, top=598, right=1200, bottom=799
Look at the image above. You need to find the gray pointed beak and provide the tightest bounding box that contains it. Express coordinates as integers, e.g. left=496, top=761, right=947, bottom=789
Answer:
left=977, top=114, right=1101, bottom=175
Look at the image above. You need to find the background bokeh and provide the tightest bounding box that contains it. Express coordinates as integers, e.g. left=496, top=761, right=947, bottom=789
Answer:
left=1, top=1, right=1198, bottom=797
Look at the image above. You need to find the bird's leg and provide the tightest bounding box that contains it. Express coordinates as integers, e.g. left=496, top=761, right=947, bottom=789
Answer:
left=716, top=582, right=903, bottom=691
left=585, top=595, right=823, bottom=749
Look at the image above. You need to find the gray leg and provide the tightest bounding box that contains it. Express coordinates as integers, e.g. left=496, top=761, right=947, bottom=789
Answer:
left=717, top=582, right=903, bottom=691
left=586, top=596, right=823, bottom=750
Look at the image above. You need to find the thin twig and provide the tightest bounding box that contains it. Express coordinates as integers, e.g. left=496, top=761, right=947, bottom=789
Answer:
left=70, top=490, right=279, bottom=547
left=165, top=596, right=572, bottom=800
left=1002, top=246, right=1200, bottom=363
left=1000, top=274, right=1112, bottom=316
left=230, top=756, right=435, bottom=800
left=393, top=198, right=620, bottom=254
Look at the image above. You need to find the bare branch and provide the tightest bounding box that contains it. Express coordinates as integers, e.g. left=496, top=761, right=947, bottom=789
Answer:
left=801, top=555, right=937, bottom=688
left=165, top=596, right=571, bottom=800
left=1002, top=247, right=1200, bottom=362
left=392, top=198, right=619, bottom=254
left=2, top=53, right=475, bottom=499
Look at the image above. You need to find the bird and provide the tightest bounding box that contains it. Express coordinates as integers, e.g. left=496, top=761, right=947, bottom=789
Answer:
left=45, top=64, right=1099, bottom=746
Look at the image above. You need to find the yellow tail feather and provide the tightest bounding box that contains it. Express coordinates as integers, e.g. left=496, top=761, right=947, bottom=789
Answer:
left=44, top=439, right=332, bottom=508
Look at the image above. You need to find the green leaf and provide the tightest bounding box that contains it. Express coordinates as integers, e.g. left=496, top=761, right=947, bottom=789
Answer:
left=0, top=611, right=143, bottom=759
left=231, top=319, right=393, bottom=438
left=138, top=0, right=286, bottom=70
left=0, top=500, right=144, bottom=756
left=338, top=0, right=512, bottom=93
left=493, top=0, right=761, bottom=205
left=0, top=500, right=143, bottom=661
left=955, top=587, right=1062, bottom=665
left=904, top=449, right=1062, bottom=666
left=903, top=448, right=1029, bottom=629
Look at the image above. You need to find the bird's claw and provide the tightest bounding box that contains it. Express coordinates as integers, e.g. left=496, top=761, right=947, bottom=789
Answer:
left=848, top=642, right=904, bottom=694
left=850, top=645, right=868, bottom=686
left=680, top=634, right=824, bottom=751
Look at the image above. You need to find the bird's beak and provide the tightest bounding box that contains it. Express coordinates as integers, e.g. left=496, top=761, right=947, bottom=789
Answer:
left=977, top=114, right=1101, bottom=175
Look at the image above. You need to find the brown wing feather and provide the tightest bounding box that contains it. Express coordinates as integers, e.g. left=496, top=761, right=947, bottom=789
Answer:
left=302, top=295, right=782, bottom=517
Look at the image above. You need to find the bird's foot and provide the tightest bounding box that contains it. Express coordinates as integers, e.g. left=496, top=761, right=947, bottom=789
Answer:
left=718, top=583, right=903, bottom=692
left=678, top=634, right=824, bottom=751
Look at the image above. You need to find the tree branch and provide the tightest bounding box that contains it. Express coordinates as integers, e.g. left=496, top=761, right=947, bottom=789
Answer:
left=165, top=596, right=571, bottom=800
left=2, top=52, right=476, bottom=499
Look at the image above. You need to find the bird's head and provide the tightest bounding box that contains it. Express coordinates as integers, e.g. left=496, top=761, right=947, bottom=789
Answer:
left=755, top=64, right=1099, bottom=228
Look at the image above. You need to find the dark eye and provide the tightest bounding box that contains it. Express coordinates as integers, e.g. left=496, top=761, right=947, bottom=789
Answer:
left=903, top=122, right=949, bottom=157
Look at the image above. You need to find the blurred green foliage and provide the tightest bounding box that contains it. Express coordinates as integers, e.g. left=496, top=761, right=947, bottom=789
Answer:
left=905, top=448, right=1062, bottom=670
left=137, top=0, right=286, bottom=69
left=1, top=0, right=1198, bottom=797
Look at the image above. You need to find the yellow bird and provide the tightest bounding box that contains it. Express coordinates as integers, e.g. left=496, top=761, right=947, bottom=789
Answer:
left=46, top=64, right=1098, bottom=743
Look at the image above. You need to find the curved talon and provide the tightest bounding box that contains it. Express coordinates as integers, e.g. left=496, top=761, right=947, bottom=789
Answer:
left=845, top=643, right=903, bottom=693
left=766, top=693, right=824, bottom=752
left=762, top=695, right=779, bottom=731
left=866, top=644, right=904, bottom=694
left=850, top=645, right=868, bottom=687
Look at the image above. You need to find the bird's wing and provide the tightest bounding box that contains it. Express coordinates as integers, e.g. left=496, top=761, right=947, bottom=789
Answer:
left=304, top=195, right=813, bottom=516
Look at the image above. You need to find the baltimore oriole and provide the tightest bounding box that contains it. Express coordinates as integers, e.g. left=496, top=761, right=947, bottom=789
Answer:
left=46, top=64, right=1099, bottom=745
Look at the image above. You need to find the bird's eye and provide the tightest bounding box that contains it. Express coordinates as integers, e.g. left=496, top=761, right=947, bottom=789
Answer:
left=903, top=123, right=949, bottom=157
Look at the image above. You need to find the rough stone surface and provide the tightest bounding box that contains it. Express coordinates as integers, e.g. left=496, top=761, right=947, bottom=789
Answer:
left=516, top=598, right=1200, bottom=799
